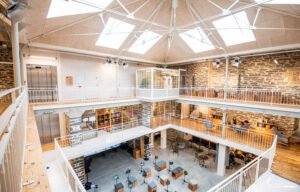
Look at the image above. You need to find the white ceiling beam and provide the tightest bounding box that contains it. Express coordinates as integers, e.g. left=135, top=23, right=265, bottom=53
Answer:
left=252, top=7, right=262, bottom=27
left=208, top=0, right=225, bottom=12
left=130, top=0, right=150, bottom=16
left=117, top=0, right=166, bottom=55
left=164, top=0, right=178, bottom=62
left=116, top=0, right=131, bottom=15
left=227, top=0, right=240, bottom=11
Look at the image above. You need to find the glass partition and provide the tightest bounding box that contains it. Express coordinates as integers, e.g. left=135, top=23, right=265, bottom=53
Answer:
left=136, top=68, right=180, bottom=99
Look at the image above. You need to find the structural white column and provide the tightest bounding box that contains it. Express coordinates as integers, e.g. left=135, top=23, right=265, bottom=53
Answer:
left=11, top=21, right=22, bottom=88
left=216, top=144, right=229, bottom=176
left=224, top=56, right=229, bottom=100
left=150, top=133, right=155, bottom=145
left=160, top=130, right=167, bottom=149
left=58, top=112, right=67, bottom=137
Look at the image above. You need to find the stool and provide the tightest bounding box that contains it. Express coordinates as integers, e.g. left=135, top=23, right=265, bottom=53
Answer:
left=128, top=176, right=137, bottom=188
left=114, top=182, right=124, bottom=192
left=147, top=181, right=157, bottom=192
left=188, top=179, right=198, bottom=191
left=143, top=167, right=151, bottom=178
left=160, top=175, right=168, bottom=186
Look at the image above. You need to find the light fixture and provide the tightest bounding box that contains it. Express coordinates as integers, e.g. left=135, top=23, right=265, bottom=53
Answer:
left=105, top=57, right=112, bottom=64
left=29, top=55, right=57, bottom=60
left=273, top=59, right=279, bottom=64
left=214, top=59, right=222, bottom=68
left=232, top=57, right=241, bottom=67
left=119, top=59, right=128, bottom=69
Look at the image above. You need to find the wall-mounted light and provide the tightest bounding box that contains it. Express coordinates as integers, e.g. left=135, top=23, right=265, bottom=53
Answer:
left=105, top=57, right=112, bottom=64
left=214, top=59, right=222, bottom=68
left=273, top=59, right=278, bottom=64
left=29, top=55, right=57, bottom=60
left=232, top=57, right=241, bottom=67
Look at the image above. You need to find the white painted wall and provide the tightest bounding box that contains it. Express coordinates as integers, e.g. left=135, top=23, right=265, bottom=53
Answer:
left=22, top=48, right=154, bottom=101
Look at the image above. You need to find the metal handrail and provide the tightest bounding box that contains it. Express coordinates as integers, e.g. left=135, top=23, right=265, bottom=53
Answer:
left=0, top=86, right=22, bottom=98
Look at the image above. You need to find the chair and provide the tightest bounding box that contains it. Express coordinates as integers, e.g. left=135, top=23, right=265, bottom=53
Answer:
left=203, top=119, right=214, bottom=133
left=273, top=127, right=289, bottom=145
left=291, top=132, right=300, bottom=143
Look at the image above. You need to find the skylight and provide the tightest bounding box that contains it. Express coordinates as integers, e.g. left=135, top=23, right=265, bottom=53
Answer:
left=179, top=27, right=215, bottom=53
left=254, top=0, right=300, bottom=4
left=47, top=0, right=113, bottom=18
left=96, top=18, right=135, bottom=49
left=128, top=30, right=162, bottom=54
left=213, top=11, right=256, bottom=46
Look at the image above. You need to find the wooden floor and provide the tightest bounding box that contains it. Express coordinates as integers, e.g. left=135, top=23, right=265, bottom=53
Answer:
left=23, top=105, right=51, bottom=192
left=272, top=143, right=300, bottom=184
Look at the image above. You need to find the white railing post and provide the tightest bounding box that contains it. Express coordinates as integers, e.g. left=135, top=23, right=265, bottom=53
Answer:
left=255, top=159, right=260, bottom=181
left=238, top=172, right=243, bottom=192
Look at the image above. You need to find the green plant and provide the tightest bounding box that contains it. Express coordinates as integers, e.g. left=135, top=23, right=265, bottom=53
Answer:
left=140, top=78, right=150, bottom=88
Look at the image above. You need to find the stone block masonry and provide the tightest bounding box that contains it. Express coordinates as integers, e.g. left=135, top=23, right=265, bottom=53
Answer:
left=0, top=48, right=14, bottom=89
left=173, top=51, right=300, bottom=90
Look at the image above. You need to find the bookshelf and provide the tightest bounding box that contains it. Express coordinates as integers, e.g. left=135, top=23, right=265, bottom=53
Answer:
left=70, top=156, right=86, bottom=185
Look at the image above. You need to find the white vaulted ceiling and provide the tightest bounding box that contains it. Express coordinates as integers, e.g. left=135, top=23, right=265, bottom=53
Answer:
left=24, top=0, right=300, bottom=64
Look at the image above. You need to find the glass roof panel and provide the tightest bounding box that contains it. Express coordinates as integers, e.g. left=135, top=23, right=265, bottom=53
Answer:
left=128, top=30, right=162, bottom=54
left=213, top=11, right=256, bottom=46
left=96, top=18, right=135, bottom=49
left=179, top=27, right=215, bottom=53
left=255, top=0, right=300, bottom=4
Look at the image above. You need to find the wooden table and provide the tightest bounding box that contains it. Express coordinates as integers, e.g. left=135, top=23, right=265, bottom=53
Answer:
left=188, top=179, right=198, bottom=191
left=147, top=181, right=157, bottom=192
left=114, top=182, right=124, bottom=192
left=160, top=175, right=169, bottom=186
left=143, top=167, right=151, bottom=178
left=155, top=160, right=167, bottom=171
left=128, top=176, right=137, bottom=188
left=172, top=166, right=183, bottom=179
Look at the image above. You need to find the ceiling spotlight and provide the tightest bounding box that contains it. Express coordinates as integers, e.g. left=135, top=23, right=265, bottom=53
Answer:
left=120, top=60, right=128, bottom=69
left=273, top=59, right=278, bottom=64
left=214, top=59, right=222, bottom=68
left=105, top=57, right=112, bottom=64
left=232, top=57, right=241, bottom=67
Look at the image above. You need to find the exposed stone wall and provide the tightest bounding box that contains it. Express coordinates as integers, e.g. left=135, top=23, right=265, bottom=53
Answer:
left=173, top=51, right=300, bottom=90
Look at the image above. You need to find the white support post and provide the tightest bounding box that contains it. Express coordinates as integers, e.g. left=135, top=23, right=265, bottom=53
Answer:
left=151, top=69, right=154, bottom=98
left=160, top=129, right=167, bottom=149
left=217, top=144, right=227, bottom=176
left=150, top=133, right=154, bottom=145
left=11, top=21, right=22, bottom=88
left=224, top=57, right=229, bottom=100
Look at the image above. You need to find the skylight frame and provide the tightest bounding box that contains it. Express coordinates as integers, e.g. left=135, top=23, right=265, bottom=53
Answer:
left=96, top=17, right=135, bottom=49
left=47, top=0, right=113, bottom=18
left=128, top=30, right=162, bottom=54
left=212, top=11, right=256, bottom=46
left=179, top=27, right=215, bottom=53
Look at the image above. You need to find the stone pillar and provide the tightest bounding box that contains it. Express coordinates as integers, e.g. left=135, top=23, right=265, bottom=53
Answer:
left=58, top=112, right=67, bottom=137
left=216, top=144, right=230, bottom=176
left=160, top=130, right=167, bottom=149
left=140, top=136, right=145, bottom=157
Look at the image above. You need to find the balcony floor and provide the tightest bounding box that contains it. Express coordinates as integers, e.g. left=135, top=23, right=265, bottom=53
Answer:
left=272, top=142, right=300, bottom=184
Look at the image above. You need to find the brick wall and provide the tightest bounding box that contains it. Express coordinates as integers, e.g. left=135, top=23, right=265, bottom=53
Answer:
left=0, top=49, right=14, bottom=104
left=0, top=49, right=14, bottom=89
left=173, top=51, right=300, bottom=90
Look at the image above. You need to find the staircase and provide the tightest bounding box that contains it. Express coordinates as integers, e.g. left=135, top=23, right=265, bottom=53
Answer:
left=271, top=143, right=300, bottom=184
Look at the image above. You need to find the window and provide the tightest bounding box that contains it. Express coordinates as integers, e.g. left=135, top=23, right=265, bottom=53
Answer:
left=128, top=30, right=162, bottom=54
left=254, top=0, right=300, bottom=4
left=213, top=11, right=255, bottom=46
left=96, top=18, right=135, bottom=49
left=47, top=0, right=113, bottom=18
left=179, top=27, right=215, bottom=53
